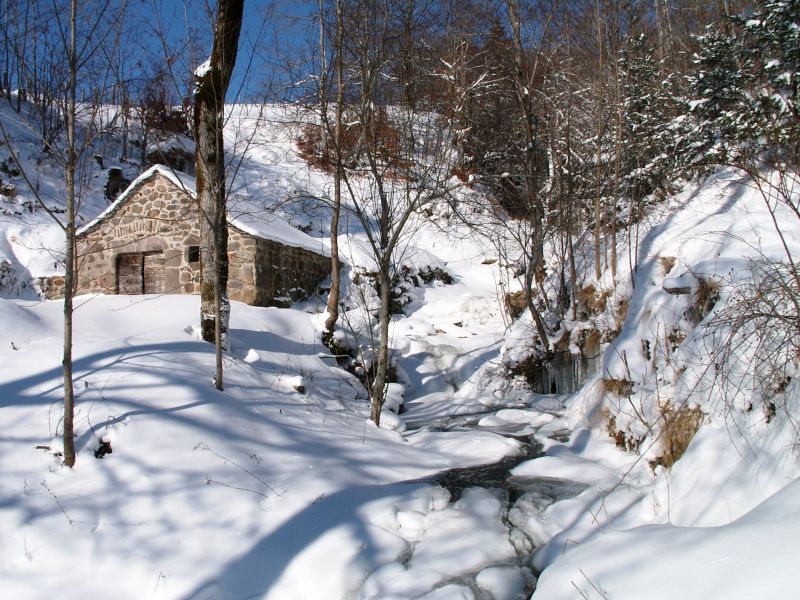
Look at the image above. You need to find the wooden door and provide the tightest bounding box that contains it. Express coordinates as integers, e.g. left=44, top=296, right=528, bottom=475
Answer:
left=143, top=252, right=165, bottom=294
left=117, top=253, right=143, bottom=294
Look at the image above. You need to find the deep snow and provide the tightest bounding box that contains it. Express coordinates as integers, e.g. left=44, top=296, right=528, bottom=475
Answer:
left=1, top=100, right=799, bottom=599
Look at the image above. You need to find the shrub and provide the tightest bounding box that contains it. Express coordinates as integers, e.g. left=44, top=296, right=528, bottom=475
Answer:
left=0, top=178, right=16, bottom=198
left=575, top=283, right=612, bottom=318
left=711, top=259, right=800, bottom=423
left=658, top=255, right=677, bottom=275
left=606, top=412, right=643, bottom=453
left=688, top=276, right=720, bottom=323
left=603, top=378, right=634, bottom=397
left=296, top=109, right=409, bottom=175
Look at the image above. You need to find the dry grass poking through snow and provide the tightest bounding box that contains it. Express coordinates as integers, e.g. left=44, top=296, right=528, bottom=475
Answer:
left=651, top=404, right=704, bottom=469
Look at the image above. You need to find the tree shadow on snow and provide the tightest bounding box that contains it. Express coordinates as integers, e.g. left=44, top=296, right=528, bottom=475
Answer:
left=185, top=481, right=428, bottom=599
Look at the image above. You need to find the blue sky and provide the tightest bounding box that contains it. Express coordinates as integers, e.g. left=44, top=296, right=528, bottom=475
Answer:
left=144, top=0, right=316, bottom=101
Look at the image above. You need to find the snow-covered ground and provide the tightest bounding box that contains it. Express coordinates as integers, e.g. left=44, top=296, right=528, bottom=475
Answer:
left=0, top=292, right=528, bottom=599
left=1, top=99, right=799, bottom=599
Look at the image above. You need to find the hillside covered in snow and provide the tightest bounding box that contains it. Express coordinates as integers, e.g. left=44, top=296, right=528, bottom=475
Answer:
left=0, top=94, right=798, bottom=598
left=2, top=1, right=800, bottom=599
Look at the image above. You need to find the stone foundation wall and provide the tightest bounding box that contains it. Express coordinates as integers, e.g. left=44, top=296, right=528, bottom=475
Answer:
left=227, top=227, right=258, bottom=304
left=253, top=237, right=330, bottom=307
left=36, top=275, right=66, bottom=300
left=226, top=227, right=329, bottom=307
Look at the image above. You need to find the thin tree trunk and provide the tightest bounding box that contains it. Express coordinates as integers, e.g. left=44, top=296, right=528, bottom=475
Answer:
left=523, top=246, right=551, bottom=349
left=140, top=107, right=148, bottom=164
left=560, top=53, right=579, bottom=321
left=507, top=0, right=550, bottom=349
left=593, top=0, right=605, bottom=282
left=370, top=262, right=391, bottom=425
left=654, top=0, right=666, bottom=60
left=325, top=0, right=343, bottom=335
left=718, top=0, right=733, bottom=35
left=121, top=90, right=129, bottom=161
left=662, top=0, right=674, bottom=65
left=611, top=52, right=622, bottom=281
left=62, top=0, right=78, bottom=468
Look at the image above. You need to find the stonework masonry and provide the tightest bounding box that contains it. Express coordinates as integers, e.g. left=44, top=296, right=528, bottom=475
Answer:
left=76, top=175, right=201, bottom=297
left=42, top=169, right=330, bottom=308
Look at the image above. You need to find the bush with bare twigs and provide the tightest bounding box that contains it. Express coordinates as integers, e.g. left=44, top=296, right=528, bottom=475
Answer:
left=710, top=259, right=800, bottom=424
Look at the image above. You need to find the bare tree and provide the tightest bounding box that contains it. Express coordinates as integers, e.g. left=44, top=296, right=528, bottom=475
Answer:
left=503, top=0, right=557, bottom=348
left=320, top=0, right=463, bottom=424
left=193, top=0, right=244, bottom=391
left=317, top=0, right=345, bottom=337
left=60, top=0, right=80, bottom=468
left=0, top=0, right=128, bottom=466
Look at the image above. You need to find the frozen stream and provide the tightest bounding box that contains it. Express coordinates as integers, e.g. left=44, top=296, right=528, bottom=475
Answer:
left=428, top=417, right=587, bottom=598
left=375, top=290, right=591, bottom=598
left=358, top=402, right=589, bottom=600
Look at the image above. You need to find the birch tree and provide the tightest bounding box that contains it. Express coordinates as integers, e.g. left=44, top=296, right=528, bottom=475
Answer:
left=318, top=0, right=345, bottom=337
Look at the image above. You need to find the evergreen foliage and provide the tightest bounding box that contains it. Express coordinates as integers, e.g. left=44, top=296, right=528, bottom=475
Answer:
left=619, top=35, right=680, bottom=204
left=688, top=0, right=800, bottom=166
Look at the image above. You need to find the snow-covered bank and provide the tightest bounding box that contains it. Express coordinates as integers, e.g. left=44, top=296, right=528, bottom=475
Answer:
left=537, top=476, right=800, bottom=600
left=2, top=87, right=799, bottom=599
left=509, top=169, right=800, bottom=599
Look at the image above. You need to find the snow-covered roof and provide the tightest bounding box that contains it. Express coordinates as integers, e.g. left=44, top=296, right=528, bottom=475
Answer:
left=145, top=133, right=195, bottom=156
left=77, top=164, right=330, bottom=257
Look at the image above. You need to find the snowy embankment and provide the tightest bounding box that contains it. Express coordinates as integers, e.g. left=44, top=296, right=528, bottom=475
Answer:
left=511, top=169, right=800, bottom=599
left=3, top=94, right=799, bottom=598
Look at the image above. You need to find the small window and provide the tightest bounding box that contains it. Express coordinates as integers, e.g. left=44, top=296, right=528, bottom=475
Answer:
left=187, top=245, right=200, bottom=264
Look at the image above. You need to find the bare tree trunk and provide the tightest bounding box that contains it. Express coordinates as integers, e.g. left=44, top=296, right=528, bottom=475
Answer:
left=717, top=0, right=733, bottom=35
left=506, top=0, right=551, bottom=350
left=370, top=261, right=391, bottom=425
left=61, top=0, right=78, bottom=468
left=330, top=0, right=460, bottom=425
left=566, top=107, right=578, bottom=322
left=13, top=1, right=29, bottom=114
left=611, top=48, right=622, bottom=281
left=324, top=0, right=344, bottom=335
left=194, top=0, right=244, bottom=391
left=593, top=0, right=605, bottom=282
left=120, top=86, right=129, bottom=161
left=369, top=113, right=393, bottom=424
left=139, top=104, right=148, bottom=164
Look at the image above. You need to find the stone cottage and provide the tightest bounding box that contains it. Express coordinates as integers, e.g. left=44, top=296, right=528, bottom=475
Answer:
left=73, top=165, right=330, bottom=307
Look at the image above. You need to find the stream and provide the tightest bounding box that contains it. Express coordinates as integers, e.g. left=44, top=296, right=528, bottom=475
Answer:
left=408, top=406, right=589, bottom=599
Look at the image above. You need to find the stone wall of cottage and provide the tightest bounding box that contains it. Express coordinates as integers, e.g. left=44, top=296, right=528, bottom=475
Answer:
left=225, top=226, right=329, bottom=307
left=256, top=236, right=329, bottom=307
left=56, top=170, right=330, bottom=307
left=227, top=226, right=257, bottom=304
left=76, top=173, right=202, bottom=297
left=36, top=275, right=65, bottom=299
